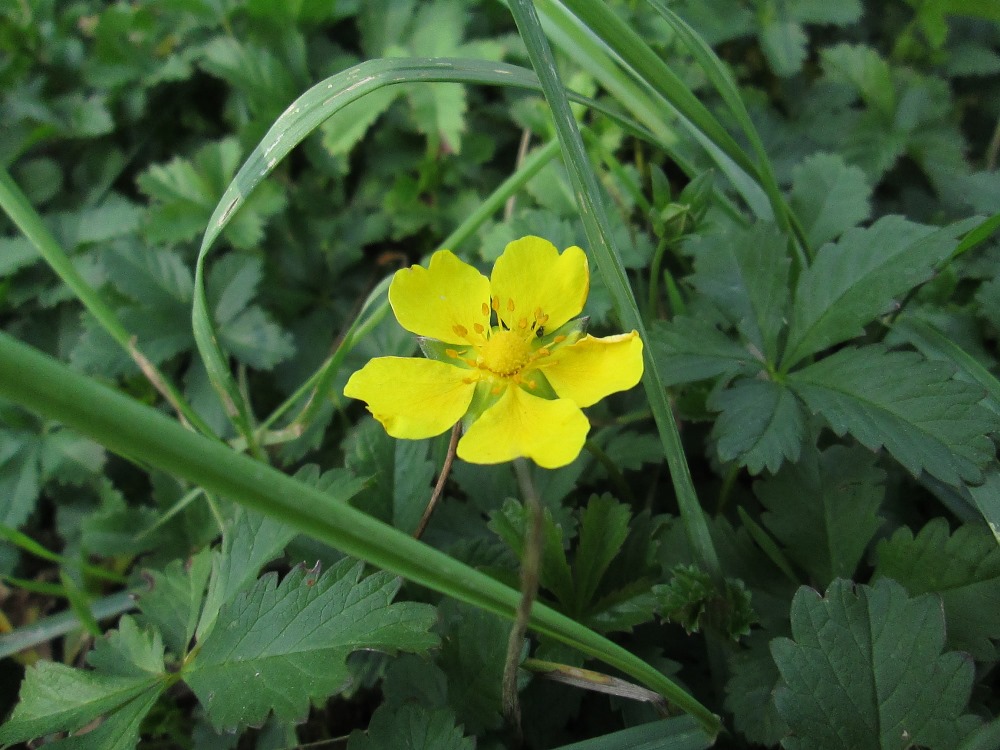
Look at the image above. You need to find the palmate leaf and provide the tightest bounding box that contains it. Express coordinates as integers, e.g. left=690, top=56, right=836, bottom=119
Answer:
left=782, top=216, right=974, bottom=368
left=184, top=559, right=438, bottom=732
left=789, top=152, right=872, bottom=248
left=725, top=630, right=788, bottom=747
left=771, top=578, right=980, bottom=749
left=137, top=547, right=213, bottom=657
left=788, top=345, right=999, bottom=487
left=755, top=444, right=885, bottom=587
left=875, top=519, right=1000, bottom=661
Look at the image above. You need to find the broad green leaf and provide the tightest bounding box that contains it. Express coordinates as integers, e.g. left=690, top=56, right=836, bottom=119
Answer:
left=725, top=631, right=788, bottom=747
left=789, top=152, right=872, bottom=248
left=185, top=559, right=438, bottom=731
left=348, top=704, right=474, bottom=750
left=345, top=419, right=436, bottom=535
left=216, top=306, right=295, bottom=370
left=435, top=601, right=507, bottom=735
left=787, top=0, right=863, bottom=25
left=137, top=548, right=213, bottom=657
left=0, top=433, right=40, bottom=528
left=572, top=494, right=632, bottom=613
left=771, top=578, right=981, bottom=749
left=196, top=507, right=296, bottom=641
left=689, top=223, right=790, bottom=363
left=320, top=85, right=402, bottom=165
left=649, top=316, right=762, bottom=386
left=205, top=253, right=263, bottom=326
left=87, top=616, right=166, bottom=678
left=103, top=245, right=193, bottom=309
left=755, top=444, right=885, bottom=586
left=783, top=216, right=974, bottom=368
left=0, top=661, right=160, bottom=744
left=875, top=519, right=1000, bottom=661
left=198, top=36, right=300, bottom=124
left=788, top=345, right=1000, bottom=486
left=708, top=378, right=805, bottom=474
left=40, top=687, right=163, bottom=750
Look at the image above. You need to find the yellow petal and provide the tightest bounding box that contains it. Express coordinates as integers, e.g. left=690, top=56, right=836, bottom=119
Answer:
left=541, top=332, right=644, bottom=407
left=457, top=386, right=589, bottom=469
left=489, top=236, right=589, bottom=333
left=389, top=250, right=491, bottom=344
left=344, top=357, right=475, bottom=439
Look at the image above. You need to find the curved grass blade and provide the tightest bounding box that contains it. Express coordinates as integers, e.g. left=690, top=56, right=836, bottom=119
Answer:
left=192, top=58, right=658, bottom=455
left=0, top=170, right=214, bottom=436
left=0, top=332, right=720, bottom=738
left=506, top=1, right=722, bottom=585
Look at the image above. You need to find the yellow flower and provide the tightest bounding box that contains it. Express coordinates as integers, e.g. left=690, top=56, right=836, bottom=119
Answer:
left=344, top=236, right=644, bottom=468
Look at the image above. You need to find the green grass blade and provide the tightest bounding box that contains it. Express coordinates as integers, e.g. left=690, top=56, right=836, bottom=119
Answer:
left=506, top=0, right=722, bottom=593
left=0, top=331, right=718, bottom=736
left=0, top=169, right=214, bottom=436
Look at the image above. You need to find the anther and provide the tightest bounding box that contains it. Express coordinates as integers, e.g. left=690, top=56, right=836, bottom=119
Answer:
left=453, top=324, right=468, bottom=337
left=518, top=317, right=528, bottom=329
left=445, top=348, right=459, bottom=358
left=482, top=302, right=490, bottom=316
left=474, top=323, right=484, bottom=334
left=491, top=295, right=500, bottom=311
left=553, top=335, right=566, bottom=343
left=507, top=298, right=515, bottom=312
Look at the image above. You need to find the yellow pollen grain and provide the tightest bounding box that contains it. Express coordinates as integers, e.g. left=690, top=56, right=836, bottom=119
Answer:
left=553, top=335, right=566, bottom=343
left=507, top=298, right=515, bottom=312
left=492, top=295, right=500, bottom=311
left=453, top=324, right=468, bottom=337
left=445, top=348, right=459, bottom=358
left=474, top=323, right=484, bottom=333
left=534, top=307, right=544, bottom=319
left=481, top=302, right=490, bottom=316
left=527, top=380, right=537, bottom=389
left=518, top=317, right=528, bottom=329
left=537, top=347, right=550, bottom=357
left=491, top=384, right=503, bottom=394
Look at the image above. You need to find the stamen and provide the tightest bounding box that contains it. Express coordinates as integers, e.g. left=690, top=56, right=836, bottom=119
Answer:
left=453, top=324, right=468, bottom=337
left=465, top=358, right=478, bottom=367
left=534, top=307, right=544, bottom=320
left=474, top=323, right=484, bottom=334
left=507, top=298, right=515, bottom=312
left=518, top=317, right=528, bottom=329
left=527, top=380, right=537, bottom=389
left=481, top=302, right=490, bottom=316
left=553, top=335, right=566, bottom=343
left=536, top=347, right=550, bottom=357
left=445, top=348, right=459, bottom=358
left=492, top=295, right=500, bottom=311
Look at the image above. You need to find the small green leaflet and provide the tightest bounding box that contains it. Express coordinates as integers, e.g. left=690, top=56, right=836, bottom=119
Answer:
left=348, top=704, right=474, bottom=750
left=789, top=152, right=872, bottom=248
left=184, top=559, right=438, bottom=732
left=875, top=519, right=1000, bottom=661
left=771, top=578, right=981, bottom=749
left=649, top=315, right=761, bottom=386
left=788, top=345, right=999, bottom=486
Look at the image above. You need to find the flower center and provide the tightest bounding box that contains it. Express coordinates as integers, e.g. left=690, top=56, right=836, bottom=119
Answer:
left=479, top=330, right=532, bottom=376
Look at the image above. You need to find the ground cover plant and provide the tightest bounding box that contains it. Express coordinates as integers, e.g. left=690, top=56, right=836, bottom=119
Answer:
left=0, top=0, right=999, bottom=747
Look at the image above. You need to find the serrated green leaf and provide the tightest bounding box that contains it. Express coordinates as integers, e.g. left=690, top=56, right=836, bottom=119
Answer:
left=789, top=152, right=872, bottom=248
left=708, top=378, right=805, bottom=474
left=0, top=661, right=161, bottom=744
left=789, top=345, right=999, bottom=486
left=724, top=630, right=789, bottom=747
left=137, top=547, right=213, bottom=657
left=649, top=315, right=761, bottom=386
left=783, top=217, right=971, bottom=367
left=196, top=508, right=296, bottom=641
left=759, top=17, right=807, bottom=77
left=821, top=43, right=896, bottom=117
left=771, top=578, right=981, bottom=749
left=345, top=419, right=436, bottom=534
left=87, top=616, right=166, bottom=678
left=875, top=519, right=1000, bottom=661
left=40, top=686, right=163, bottom=750
left=217, top=306, right=295, bottom=370
left=689, top=223, right=790, bottom=363
left=489, top=498, right=574, bottom=607
left=572, top=494, right=632, bottom=612
left=553, top=715, right=713, bottom=750
left=185, top=559, right=438, bottom=731
left=755, top=444, right=885, bottom=586
left=0, top=434, right=40, bottom=528
left=787, top=0, right=862, bottom=25
left=102, top=245, right=193, bottom=308
left=320, top=85, right=402, bottom=164
left=347, top=703, right=474, bottom=750
left=205, top=253, right=263, bottom=326
left=436, top=601, right=507, bottom=734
